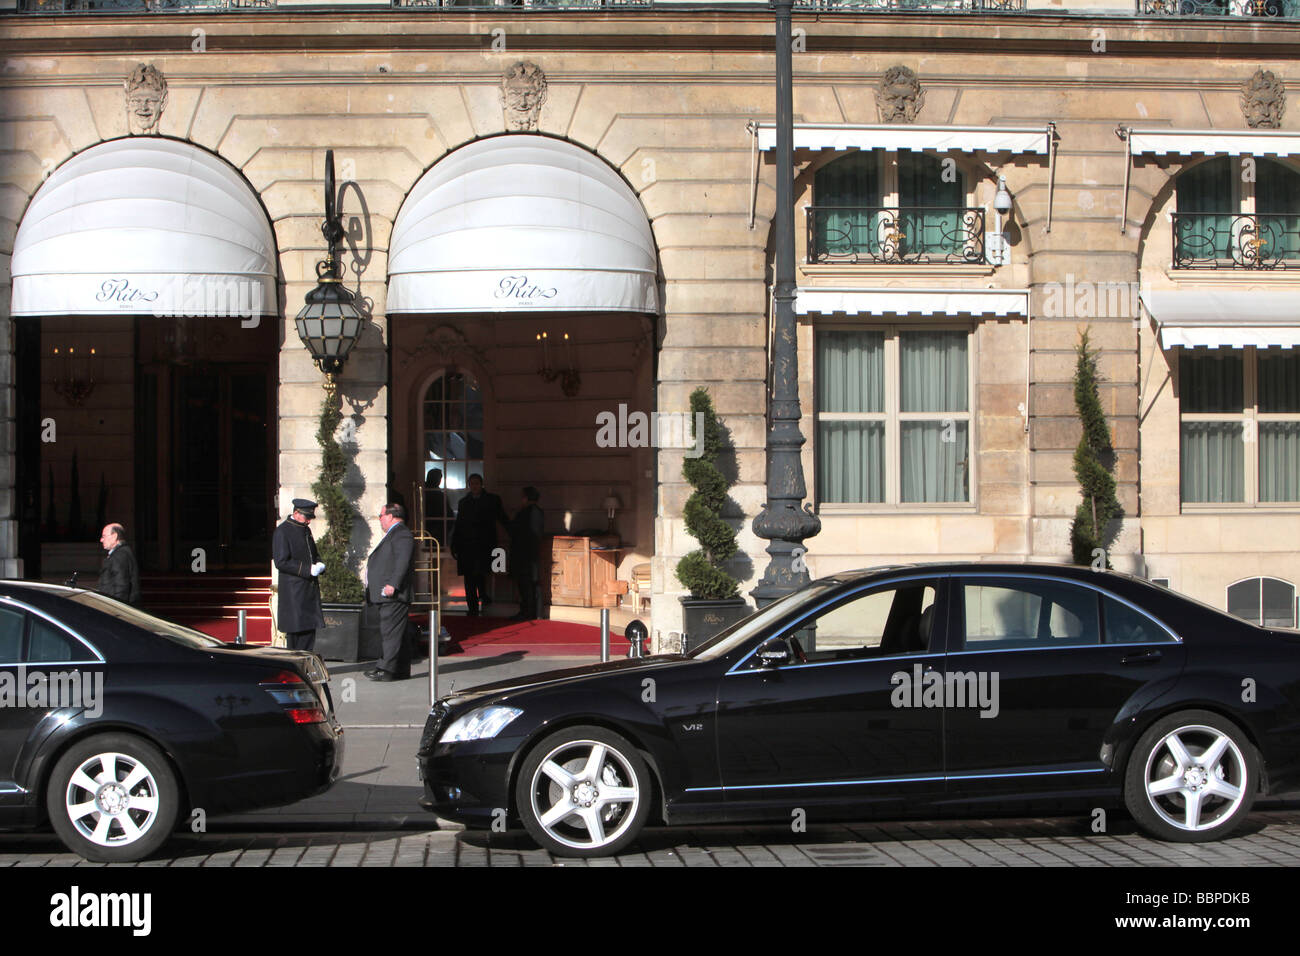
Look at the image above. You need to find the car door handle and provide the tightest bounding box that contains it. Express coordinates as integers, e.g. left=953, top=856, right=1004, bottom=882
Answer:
left=1121, top=649, right=1163, bottom=664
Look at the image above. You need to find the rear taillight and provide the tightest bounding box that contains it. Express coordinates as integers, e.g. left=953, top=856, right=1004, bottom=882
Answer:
left=259, top=669, right=326, bottom=724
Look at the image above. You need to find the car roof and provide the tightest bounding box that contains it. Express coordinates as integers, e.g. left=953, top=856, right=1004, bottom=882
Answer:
left=821, top=561, right=1161, bottom=591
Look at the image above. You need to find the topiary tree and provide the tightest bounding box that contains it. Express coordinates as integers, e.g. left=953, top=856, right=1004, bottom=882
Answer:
left=1070, top=329, right=1122, bottom=567
left=311, top=388, right=364, bottom=604
left=675, top=387, right=740, bottom=599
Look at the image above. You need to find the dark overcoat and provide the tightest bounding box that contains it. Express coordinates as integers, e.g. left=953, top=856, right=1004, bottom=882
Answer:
left=451, top=491, right=507, bottom=577
left=272, top=517, right=326, bottom=632
left=98, top=544, right=141, bottom=606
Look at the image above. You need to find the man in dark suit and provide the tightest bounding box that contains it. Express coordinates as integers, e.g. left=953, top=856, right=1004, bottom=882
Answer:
left=508, top=487, right=544, bottom=621
left=451, top=474, right=507, bottom=616
left=364, top=502, right=415, bottom=682
left=272, top=498, right=326, bottom=651
left=97, top=523, right=140, bottom=606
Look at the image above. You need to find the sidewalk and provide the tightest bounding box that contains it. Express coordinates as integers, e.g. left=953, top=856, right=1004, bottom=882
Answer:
left=210, top=649, right=597, bottom=831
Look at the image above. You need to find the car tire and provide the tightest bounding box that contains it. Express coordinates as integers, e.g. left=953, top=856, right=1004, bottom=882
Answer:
left=514, top=725, right=652, bottom=858
left=45, top=733, right=181, bottom=863
left=1123, top=709, right=1258, bottom=843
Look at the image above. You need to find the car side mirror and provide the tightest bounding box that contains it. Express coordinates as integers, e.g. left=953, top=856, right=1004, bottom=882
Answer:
left=756, top=638, right=790, bottom=668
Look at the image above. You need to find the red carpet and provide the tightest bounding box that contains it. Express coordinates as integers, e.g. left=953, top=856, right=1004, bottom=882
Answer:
left=443, top=617, right=617, bottom=658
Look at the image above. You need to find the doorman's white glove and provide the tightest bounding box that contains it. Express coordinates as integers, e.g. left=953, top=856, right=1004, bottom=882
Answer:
left=311, top=562, right=326, bottom=577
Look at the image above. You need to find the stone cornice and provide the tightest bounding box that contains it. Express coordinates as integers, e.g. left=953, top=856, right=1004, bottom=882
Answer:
left=3, top=12, right=1300, bottom=58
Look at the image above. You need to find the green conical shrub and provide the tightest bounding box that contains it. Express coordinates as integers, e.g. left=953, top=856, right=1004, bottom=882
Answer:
left=675, top=388, right=740, bottom=599
left=311, top=389, right=365, bottom=603
left=1070, top=329, right=1121, bottom=567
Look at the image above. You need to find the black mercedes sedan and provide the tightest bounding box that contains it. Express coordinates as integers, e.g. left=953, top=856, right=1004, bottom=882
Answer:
left=418, top=562, right=1300, bottom=857
left=0, top=582, right=343, bottom=862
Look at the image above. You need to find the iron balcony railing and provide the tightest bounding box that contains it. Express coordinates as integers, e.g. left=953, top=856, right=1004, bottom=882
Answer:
left=795, top=0, right=1026, bottom=10
left=391, top=0, right=650, bottom=7
left=808, top=206, right=988, bottom=265
left=19, top=0, right=271, bottom=11
left=1172, top=212, right=1300, bottom=270
left=1137, top=0, right=1300, bottom=16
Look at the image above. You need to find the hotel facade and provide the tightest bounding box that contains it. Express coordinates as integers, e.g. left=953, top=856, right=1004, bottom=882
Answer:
left=2, top=0, right=1299, bottom=646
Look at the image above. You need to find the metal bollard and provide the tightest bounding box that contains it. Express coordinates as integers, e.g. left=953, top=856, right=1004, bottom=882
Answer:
left=600, top=608, right=610, bottom=662
left=428, top=608, right=439, bottom=706
left=236, top=609, right=246, bottom=645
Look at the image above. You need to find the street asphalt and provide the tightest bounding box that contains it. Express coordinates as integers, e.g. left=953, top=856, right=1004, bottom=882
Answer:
left=209, top=648, right=593, bottom=832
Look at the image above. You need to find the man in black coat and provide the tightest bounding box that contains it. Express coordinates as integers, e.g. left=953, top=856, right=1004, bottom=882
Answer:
left=272, top=498, right=326, bottom=651
left=508, top=487, right=544, bottom=621
left=97, top=523, right=140, bottom=606
left=451, top=474, right=507, bottom=616
left=364, top=503, right=415, bottom=681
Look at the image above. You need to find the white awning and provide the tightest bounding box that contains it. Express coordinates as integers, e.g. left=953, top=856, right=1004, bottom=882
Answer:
left=11, top=138, right=277, bottom=318
left=1140, top=289, right=1300, bottom=349
left=388, top=135, right=658, bottom=314
left=796, top=287, right=1030, bottom=317
left=1127, top=129, right=1300, bottom=158
left=754, top=123, right=1051, bottom=155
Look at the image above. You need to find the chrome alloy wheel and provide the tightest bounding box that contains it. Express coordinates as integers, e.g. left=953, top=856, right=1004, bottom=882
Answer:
left=63, top=751, right=162, bottom=847
left=1143, top=724, right=1248, bottom=832
left=527, top=739, right=641, bottom=850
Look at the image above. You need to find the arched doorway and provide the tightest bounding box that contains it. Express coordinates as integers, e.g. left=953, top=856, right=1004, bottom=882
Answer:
left=387, top=134, right=659, bottom=614
left=11, top=137, right=279, bottom=576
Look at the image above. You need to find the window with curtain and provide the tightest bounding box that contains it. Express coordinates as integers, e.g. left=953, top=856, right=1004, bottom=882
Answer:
left=898, top=152, right=965, bottom=259
left=816, top=327, right=970, bottom=505
left=1180, top=348, right=1300, bottom=505
left=1256, top=159, right=1300, bottom=262
left=1174, top=157, right=1300, bottom=267
left=810, top=150, right=970, bottom=263
left=1175, top=157, right=1234, bottom=263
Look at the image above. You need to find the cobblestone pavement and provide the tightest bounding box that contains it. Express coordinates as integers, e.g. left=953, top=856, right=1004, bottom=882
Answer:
left=6, top=809, right=1300, bottom=867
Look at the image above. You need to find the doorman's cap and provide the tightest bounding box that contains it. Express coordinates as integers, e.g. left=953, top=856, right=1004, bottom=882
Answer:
left=291, top=498, right=318, bottom=518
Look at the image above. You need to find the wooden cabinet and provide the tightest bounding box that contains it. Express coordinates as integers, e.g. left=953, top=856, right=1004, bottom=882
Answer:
left=547, top=535, right=620, bottom=608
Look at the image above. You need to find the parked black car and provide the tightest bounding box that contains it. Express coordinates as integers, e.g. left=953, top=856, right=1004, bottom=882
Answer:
left=0, top=582, right=343, bottom=862
left=419, top=563, right=1300, bottom=857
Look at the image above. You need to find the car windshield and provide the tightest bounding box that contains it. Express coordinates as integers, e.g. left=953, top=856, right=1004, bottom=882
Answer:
left=686, top=580, right=841, bottom=661
left=63, top=592, right=225, bottom=649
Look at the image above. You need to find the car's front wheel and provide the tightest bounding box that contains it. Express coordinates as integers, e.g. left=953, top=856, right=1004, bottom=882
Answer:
left=45, top=733, right=180, bottom=863
left=1124, top=710, right=1257, bottom=843
left=515, top=725, right=652, bottom=858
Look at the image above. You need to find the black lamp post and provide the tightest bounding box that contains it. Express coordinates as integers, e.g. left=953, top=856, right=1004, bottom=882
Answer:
left=751, top=0, right=821, bottom=607
left=295, top=149, right=363, bottom=393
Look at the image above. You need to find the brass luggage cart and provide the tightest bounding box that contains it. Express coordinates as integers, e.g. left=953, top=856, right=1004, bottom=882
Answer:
left=411, top=481, right=445, bottom=655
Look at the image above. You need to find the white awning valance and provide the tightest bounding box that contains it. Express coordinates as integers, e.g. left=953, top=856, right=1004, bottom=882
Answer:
left=11, top=138, right=277, bottom=318
left=1127, top=129, right=1300, bottom=158
left=754, top=123, right=1051, bottom=155
left=796, top=287, right=1030, bottom=317
left=388, top=135, right=658, bottom=314
left=1140, top=289, right=1300, bottom=349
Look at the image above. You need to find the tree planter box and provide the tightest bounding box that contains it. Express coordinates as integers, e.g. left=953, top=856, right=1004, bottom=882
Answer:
left=679, top=596, right=751, bottom=652
left=314, top=603, right=364, bottom=662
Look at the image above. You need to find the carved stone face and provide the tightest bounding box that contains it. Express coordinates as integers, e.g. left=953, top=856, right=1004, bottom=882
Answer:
left=1241, top=68, right=1286, bottom=130
left=124, top=64, right=167, bottom=135
left=501, top=61, right=548, bottom=132
left=875, top=65, right=925, bottom=124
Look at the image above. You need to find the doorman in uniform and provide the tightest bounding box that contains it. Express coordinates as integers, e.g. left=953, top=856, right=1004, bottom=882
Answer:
left=272, top=498, right=326, bottom=651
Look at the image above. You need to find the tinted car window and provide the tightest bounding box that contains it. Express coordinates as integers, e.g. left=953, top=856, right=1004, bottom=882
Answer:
left=765, top=580, right=939, bottom=665
left=28, top=617, right=85, bottom=663
left=962, top=578, right=1100, bottom=649
left=1103, top=596, right=1172, bottom=644
left=0, top=607, right=22, bottom=664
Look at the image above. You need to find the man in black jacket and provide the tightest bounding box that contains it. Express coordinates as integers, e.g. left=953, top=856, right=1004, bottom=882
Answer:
left=364, top=503, right=415, bottom=681
left=272, top=498, right=326, bottom=651
left=508, top=487, right=544, bottom=620
left=97, top=523, right=140, bottom=606
left=451, top=474, right=508, bottom=616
